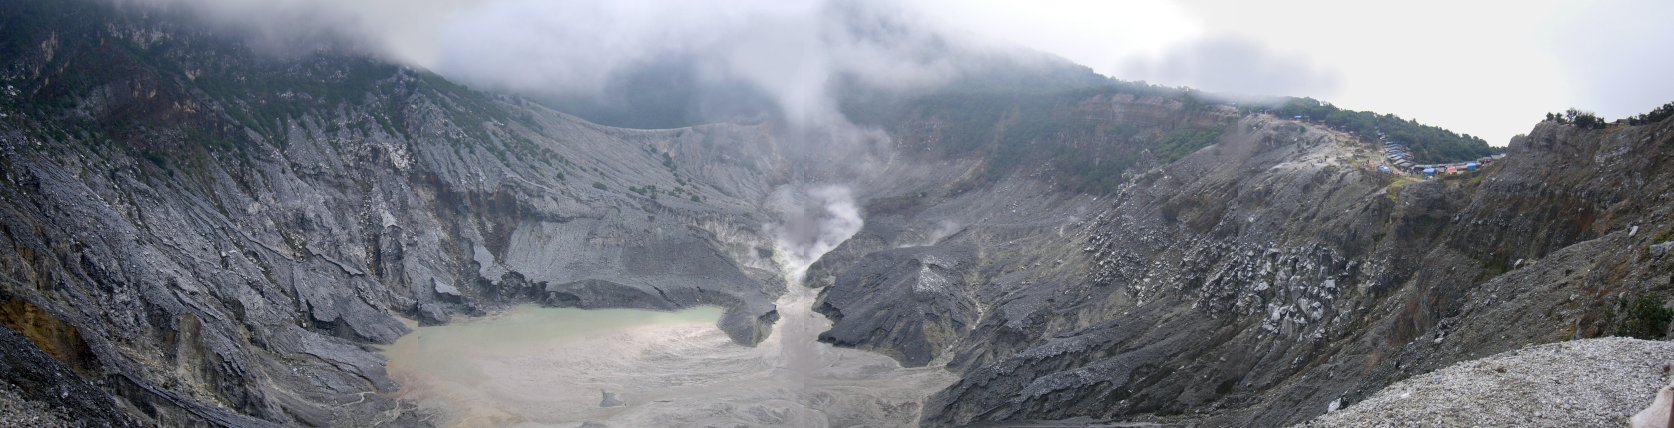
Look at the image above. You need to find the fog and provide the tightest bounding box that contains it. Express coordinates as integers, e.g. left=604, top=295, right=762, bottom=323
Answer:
left=432, top=1, right=976, bottom=127
left=110, top=0, right=1344, bottom=130
left=122, top=0, right=1000, bottom=129
left=123, top=0, right=1674, bottom=146
left=1117, top=36, right=1340, bottom=101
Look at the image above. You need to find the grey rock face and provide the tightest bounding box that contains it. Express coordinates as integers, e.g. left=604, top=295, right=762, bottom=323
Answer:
left=816, top=244, right=980, bottom=367
left=811, top=113, right=1674, bottom=427
left=5, top=2, right=1674, bottom=427
left=0, top=325, right=143, bottom=428
left=0, top=2, right=794, bottom=425
left=0, top=94, right=784, bottom=423
left=599, top=390, right=625, bottom=408
left=432, top=278, right=460, bottom=298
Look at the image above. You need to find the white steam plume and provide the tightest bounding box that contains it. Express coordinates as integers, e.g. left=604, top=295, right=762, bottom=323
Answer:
left=767, top=184, right=862, bottom=285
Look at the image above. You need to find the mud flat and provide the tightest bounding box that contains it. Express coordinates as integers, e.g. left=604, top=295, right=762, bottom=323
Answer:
left=383, top=302, right=954, bottom=427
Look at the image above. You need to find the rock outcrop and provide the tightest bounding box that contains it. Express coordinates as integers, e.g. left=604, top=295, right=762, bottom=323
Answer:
left=2, top=0, right=1672, bottom=427
left=816, top=112, right=1674, bottom=426
left=0, top=1, right=792, bottom=424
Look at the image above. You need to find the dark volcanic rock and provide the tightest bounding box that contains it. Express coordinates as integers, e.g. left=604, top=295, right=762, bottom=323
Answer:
left=4, top=1, right=1673, bottom=427
left=0, top=326, right=142, bottom=428
left=816, top=244, right=979, bottom=367
left=802, top=111, right=1674, bottom=427
left=0, top=1, right=789, bottom=425
left=908, top=115, right=1674, bottom=426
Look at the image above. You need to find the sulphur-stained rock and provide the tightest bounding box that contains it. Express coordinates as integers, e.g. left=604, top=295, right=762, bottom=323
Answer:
left=0, top=1, right=790, bottom=424
left=3, top=0, right=1674, bottom=426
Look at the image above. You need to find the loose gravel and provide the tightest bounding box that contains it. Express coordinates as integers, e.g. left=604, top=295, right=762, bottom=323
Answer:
left=0, top=383, right=73, bottom=428
left=1300, top=337, right=1674, bottom=427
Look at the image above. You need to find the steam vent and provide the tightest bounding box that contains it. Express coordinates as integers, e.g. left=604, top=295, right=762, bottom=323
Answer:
left=1, top=0, right=1672, bottom=426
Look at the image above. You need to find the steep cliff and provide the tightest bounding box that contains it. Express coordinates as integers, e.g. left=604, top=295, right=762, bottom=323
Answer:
left=813, top=109, right=1674, bottom=425
left=0, top=1, right=801, bottom=425
left=2, top=0, right=1670, bottom=427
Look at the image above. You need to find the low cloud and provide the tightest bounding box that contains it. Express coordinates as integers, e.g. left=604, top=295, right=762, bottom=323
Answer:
left=430, top=0, right=972, bottom=127
left=115, top=0, right=473, bottom=59
left=1119, top=36, right=1340, bottom=99
left=123, top=0, right=978, bottom=129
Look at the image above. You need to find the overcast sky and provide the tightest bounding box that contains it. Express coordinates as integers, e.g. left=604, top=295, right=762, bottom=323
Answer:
left=918, top=0, right=1674, bottom=144
left=141, top=0, right=1674, bottom=144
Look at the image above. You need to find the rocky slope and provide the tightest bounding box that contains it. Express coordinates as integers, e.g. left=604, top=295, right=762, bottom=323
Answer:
left=1299, top=337, right=1674, bottom=427
left=2, top=0, right=1672, bottom=427
left=0, top=1, right=810, bottom=425
left=0, top=1, right=1131, bottom=425
left=812, top=108, right=1674, bottom=426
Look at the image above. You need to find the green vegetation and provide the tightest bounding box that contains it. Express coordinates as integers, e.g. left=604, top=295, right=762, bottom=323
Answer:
left=592, top=182, right=608, bottom=190
left=1546, top=101, right=1674, bottom=129
left=1384, top=176, right=1420, bottom=200
left=0, top=0, right=551, bottom=183
left=141, top=150, right=170, bottom=170
left=1544, top=109, right=1607, bottom=130
left=629, top=185, right=659, bottom=200
left=1152, top=126, right=1227, bottom=163
left=1626, top=101, right=1674, bottom=126
left=1616, top=295, right=1674, bottom=340
left=1255, top=98, right=1499, bottom=163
